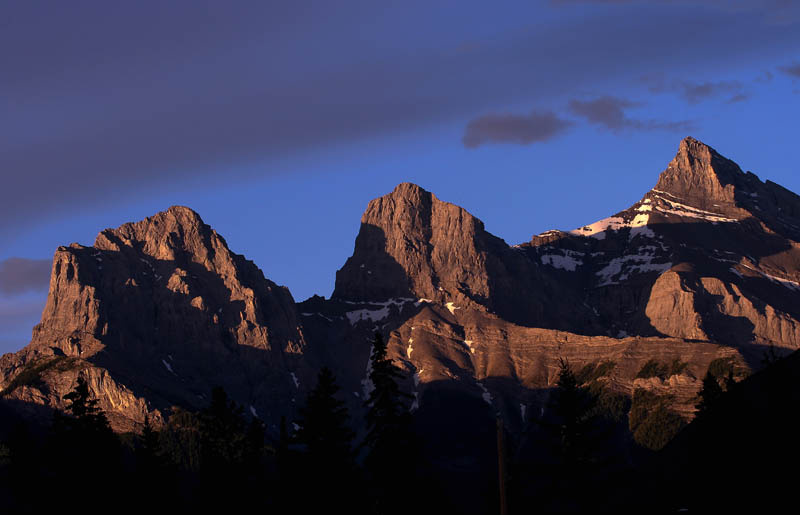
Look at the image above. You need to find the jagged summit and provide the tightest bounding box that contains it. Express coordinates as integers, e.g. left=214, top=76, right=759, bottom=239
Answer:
left=334, top=181, right=493, bottom=304
left=94, top=205, right=216, bottom=261
left=653, top=136, right=748, bottom=211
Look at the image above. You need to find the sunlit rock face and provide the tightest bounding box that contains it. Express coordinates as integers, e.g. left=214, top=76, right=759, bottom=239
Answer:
left=1, top=206, right=310, bottom=432
left=3, top=137, right=800, bottom=440
left=308, top=136, right=800, bottom=433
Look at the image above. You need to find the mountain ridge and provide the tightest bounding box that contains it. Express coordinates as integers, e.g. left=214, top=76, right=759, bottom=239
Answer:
left=2, top=137, right=798, bottom=449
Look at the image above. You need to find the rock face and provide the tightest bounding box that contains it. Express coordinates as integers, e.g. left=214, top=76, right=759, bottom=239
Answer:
left=333, top=182, right=597, bottom=330
left=304, top=136, right=800, bottom=436
left=2, top=136, right=800, bottom=446
left=1, top=207, right=309, bottom=432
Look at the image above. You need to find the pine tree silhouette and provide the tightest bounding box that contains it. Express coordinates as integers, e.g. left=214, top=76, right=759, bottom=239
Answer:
left=59, top=375, right=113, bottom=432
left=696, top=371, right=724, bottom=417
left=198, top=386, right=247, bottom=469
left=362, top=332, right=417, bottom=514
left=550, top=358, right=597, bottom=466
left=49, top=375, right=121, bottom=510
left=296, top=367, right=354, bottom=467
left=137, top=414, right=167, bottom=472
left=294, top=367, right=358, bottom=512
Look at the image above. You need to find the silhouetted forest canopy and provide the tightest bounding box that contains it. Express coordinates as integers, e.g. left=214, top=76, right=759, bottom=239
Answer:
left=1, top=341, right=798, bottom=514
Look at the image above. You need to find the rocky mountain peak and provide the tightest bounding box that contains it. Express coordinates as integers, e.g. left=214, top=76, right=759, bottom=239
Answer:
left=93, top=205, right=220, bottom=265
left=653, top=137, right=747, bottom=211
left=333, top=182, right=491, bottom=304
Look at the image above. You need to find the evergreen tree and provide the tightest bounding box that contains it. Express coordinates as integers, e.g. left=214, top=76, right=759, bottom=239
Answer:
left=57, top=375, right=113, bottom=433
left=48, top=375, right=122, bottom=510
left=198, top=386, right=247, bottom=468
left=363, top=332, right=417, bottom=514
left=296, top=367, right=354, bottom=468
left=137, top=414, right=166, bottom=472
left=550, top=358, right=597, bottom=466
left=197, top=387, right=260, bottom=511
left=293, top=367, right=358, bottom=512
left=696, top=371, right=724, bottom=417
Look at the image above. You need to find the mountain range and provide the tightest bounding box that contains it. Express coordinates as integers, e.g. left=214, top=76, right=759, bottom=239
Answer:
left=2, top=136, right=799, bottom=456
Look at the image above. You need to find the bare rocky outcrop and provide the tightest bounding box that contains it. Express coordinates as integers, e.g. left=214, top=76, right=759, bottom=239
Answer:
left=313, top=136, right=800, bottom=428
left=333, top=182, right=596, bottom=330
left=1, top=206, right=309, bottom=432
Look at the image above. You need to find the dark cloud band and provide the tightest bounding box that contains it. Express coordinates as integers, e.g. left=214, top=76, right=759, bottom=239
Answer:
left=462, top=111, right=573, bottom=148
left=0, top=258, right=52, bottom=295
left=568, top=96, right=693, bottom=132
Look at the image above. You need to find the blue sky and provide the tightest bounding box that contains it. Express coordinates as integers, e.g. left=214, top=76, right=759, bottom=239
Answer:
left=1, top=0, right=799, bottom=354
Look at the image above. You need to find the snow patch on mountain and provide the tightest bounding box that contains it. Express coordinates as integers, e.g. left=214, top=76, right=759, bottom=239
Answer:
left=477, top=382, right=493, bottom=405
left=540, top=250, right=583, bottom=271
left=596, top=254, right=673, bottom=286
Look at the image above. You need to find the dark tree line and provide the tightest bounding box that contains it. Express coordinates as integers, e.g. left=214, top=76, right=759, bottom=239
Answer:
left=0, top=333, right=419, bottom=514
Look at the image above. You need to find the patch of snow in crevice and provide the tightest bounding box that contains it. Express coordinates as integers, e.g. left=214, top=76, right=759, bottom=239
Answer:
left=413, top=368, right=423, bottom=387
left=290, top=372, right=300, bottom=388
left=445, top=302, right=459, bottom=315
left=292, top=423, right=300, bottom=432
left=617, top=330, right=629, bottom=338
left=346, top=306, right=390, bottom=325
left=569, top=216, right=624, bottom=240
left=477, top=382, right=493, bottom=405
left=520, top=403, right=527, bottom=421
left=570, top=212, right=656, bottom=241
left=652, top=195, right=737, bottom=223
left=300, top=312, right=334, bottom=322
left=407, top=338, right=414, bottom=358
left=250, top=405, right=259, bottom=418
left=162, top=359, right=175, bottom=375
left=738, top=262, right=800, bottom=290
left=361, top=345, right=375, bottom=399
left=765, top=273, right=800, bottom=291
left=410, top=392, right=419, bottom=412
left=415, top=298, right=433, bottom=306
left=540, top=251, right=583, bottom=271
left=341, top=297, right=416, bottom=307
left=596, top=254, right=672, bottom=286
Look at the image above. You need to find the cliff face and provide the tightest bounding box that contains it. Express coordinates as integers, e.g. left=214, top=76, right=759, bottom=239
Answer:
left=333, top=183, right=596, bottom=330
left=1, top=207, right=309, bottom=432
left=3, top=137, right=799, bottom=440
left=304, top=137, right=800, bottom=433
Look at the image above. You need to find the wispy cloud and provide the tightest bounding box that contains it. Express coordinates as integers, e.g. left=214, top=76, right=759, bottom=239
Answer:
left=726, top=93, right=750, bottom=103
left=462, top=111, right=573, bottom=148
left=0, top=293, right=46, bottom=354
left=779, top=63, right=800, bottom=77
left=644, top=76, right=745, bottom=104
left=679, top=81, right=743, bottom=104
left=0, top=258, right=51, bottom=295
left=568, top=96, right=694, bottom=132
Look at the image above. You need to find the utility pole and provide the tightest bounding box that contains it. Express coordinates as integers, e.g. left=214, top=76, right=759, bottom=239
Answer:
left=497, top=416, right=508, bottom=515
